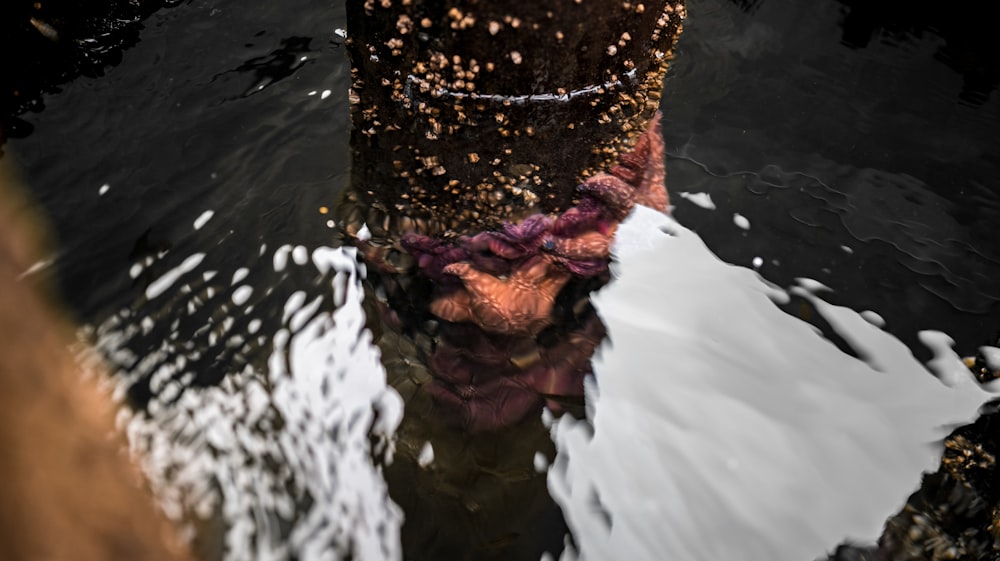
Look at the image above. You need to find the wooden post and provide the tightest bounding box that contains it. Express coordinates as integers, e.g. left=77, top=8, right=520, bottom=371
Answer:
left=342, top=3, right=685, bottom=558
left=344, top=0, right=685, bottom=237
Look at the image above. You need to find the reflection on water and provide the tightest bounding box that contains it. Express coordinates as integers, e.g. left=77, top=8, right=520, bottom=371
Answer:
left=210, top=36, right=316, bottom=101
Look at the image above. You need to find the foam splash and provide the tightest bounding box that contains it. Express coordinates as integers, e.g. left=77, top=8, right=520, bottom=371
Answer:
left=548, top=205, right=994, bottom=561
left=679, top=191, right=716, bottom=210
left=732, top=212, right=750, bottom=230
left=78, top=201, right=994, bottom=561
left=983, top=347, right=1000, bottom=371
left=145, top=253, right=206, bottom=300
left=194, top=210, right=215, bottom=230
left=82, top=245, right=403, bottom=561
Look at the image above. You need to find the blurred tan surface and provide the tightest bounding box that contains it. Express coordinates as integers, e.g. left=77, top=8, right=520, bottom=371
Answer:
left=0, top=160, right=192, bottom=561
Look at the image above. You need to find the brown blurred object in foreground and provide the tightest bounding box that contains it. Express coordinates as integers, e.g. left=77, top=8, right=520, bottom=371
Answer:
left=0, top=161, right=192, bottom=561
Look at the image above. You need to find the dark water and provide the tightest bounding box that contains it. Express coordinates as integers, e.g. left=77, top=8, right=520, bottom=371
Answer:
left=8, top=0, right=351, bottom=323
left=3, top=0, right=1000, bottom=558
left=8, top=0, right=999, bottom=354
left=661, top=0, right=1000, bottom=356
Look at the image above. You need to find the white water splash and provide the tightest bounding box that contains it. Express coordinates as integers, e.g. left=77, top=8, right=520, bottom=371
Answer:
left=417, top=442, right=435, bottom=468
left=79, top=202, right=994, bottom=561
left=983, top=347, right=1000, bottom=371
left=145, top=253, right=205, bottom=300
left=859, top=310, right=885, bottom=328
left=679, top=191, right=716, bottom=210
left=733, top=212, right=751, bottom=230
left=18, top=256, right=56, bottom=280
left=85, top=245, right=403, bottom=561
left=194, top=210, right=215, bottom=230
left=548, top=205, right=994, bottom=561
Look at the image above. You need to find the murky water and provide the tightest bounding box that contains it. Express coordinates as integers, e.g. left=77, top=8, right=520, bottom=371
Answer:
left=661, top=0, right=1000, bottom=354
left=4, top=0, right=1000, bottom=560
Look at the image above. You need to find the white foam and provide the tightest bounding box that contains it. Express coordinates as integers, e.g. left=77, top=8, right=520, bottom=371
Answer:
left=89, top=246, right=403, bottom=561
left=145, top=253, right=205, bottom=300
left=982, top=346, right=1000, bottom=371
left=860, top=310, right=885, bottom=328
left=193, top=210, right=215, bottom=230
left=733, top=212, right=750, bottom=230
left=548, top=205, right=990, bottom=561
left=357, top=224, right=372, bottom=242
left=231, top=267, right=249, bottom=285
left=417, top=442, right=434, bottom=468
left=231, top=285, right=253, bottom=306
left=533, top=452, right=549, bottom=473
left=795, top=277, right=831, bottom=294
left=274, top=245, right=292, bottom=272
left=918, top=330, right=982, bottom=389
left=292, top=245, right=309, bottom=265
left=18, top=257, right=55, bottom=280
left=679, top=191, right=716, bottom=210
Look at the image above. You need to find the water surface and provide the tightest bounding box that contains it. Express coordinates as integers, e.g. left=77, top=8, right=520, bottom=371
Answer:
left=5, top=0, right=1000, bottom=559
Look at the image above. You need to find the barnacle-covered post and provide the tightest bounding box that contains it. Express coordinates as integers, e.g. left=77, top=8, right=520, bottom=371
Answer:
left=344, top=0, right=685, bottom=237
left=341, top=2, right=686, bottom=557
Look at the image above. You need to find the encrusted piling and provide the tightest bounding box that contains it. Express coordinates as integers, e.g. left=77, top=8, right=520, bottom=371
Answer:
left=344, top=0, right=685, bottom=237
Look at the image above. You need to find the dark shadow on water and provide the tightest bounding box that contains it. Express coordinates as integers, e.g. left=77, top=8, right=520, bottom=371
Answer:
left=210, top=36, right=315, bottom=100
left=835, top=0, right=998, bottom=105
left=724, top=0, right=998, bottom=104
left=0, top=0, right=174, bottom=143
